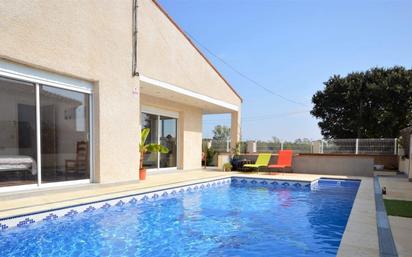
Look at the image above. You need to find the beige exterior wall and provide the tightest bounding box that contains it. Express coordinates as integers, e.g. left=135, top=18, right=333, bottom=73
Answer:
left=138, top=0, right=242, bottom=107
left=0, top=0, right=140, bottom=183
left=0, top=0, right=241, bottom=186
left=140, top=94, right=202, bottom=170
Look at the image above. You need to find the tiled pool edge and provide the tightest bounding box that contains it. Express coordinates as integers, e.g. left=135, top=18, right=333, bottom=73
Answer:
left=374, top=176, right=398, bottom=257
left=0, top=176, right=312, bottom=231
left=337, top=177, right=380, bottom=257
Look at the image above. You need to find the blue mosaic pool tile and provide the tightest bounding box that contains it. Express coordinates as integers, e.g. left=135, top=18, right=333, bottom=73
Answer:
left=43, top=213, right=58, bottom=221
left=64, top=210, right=78, bottom=217
left=0, top=223, right=9, bottom=230
left=152, top=194, right=159, bottom=199
left=115, top=200, right=125, bottom=207
left=161, top=192, right=168, bottom=197
left=84, top=206, right=96, bottom=213
left=281, top=182, right=290, bottom=187
left=129, top=198, right=138, bottom=204
left=17, top=218, right=35, bottom=227
left=102, top=203, right=111, bottom=209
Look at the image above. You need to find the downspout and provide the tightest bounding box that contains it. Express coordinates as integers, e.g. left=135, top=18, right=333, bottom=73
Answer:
left=132, top=0, right=139, bottom=77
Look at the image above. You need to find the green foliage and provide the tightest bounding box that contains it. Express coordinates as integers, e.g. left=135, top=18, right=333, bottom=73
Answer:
left=205, top=148, right=216, bottom=166
left=140, top=128, right=169, bottom=155
left=223, top=162, right=232, bottom=171
left=230, top=142, right=241, bottom=156
left=212, top=125, right=231, bottom=141
left=311, top=66, right=412, bottom=138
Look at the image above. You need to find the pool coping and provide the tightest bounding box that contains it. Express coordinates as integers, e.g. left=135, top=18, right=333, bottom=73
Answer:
left=374, top=176, right=398, bottom=257
left=0, top=174, right=381, bottom=257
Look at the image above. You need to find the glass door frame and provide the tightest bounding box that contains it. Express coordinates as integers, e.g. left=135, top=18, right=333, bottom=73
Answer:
left=141, top=106, right=178, bottom=171
left=0, top=64, right=93, bottom=193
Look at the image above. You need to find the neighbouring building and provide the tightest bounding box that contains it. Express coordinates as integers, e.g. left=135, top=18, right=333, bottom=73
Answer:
left=0, top=0, right=242, bottom=191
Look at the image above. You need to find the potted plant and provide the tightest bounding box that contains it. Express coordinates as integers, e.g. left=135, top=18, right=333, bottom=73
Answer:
left=139, top=128, right=169, bottom=180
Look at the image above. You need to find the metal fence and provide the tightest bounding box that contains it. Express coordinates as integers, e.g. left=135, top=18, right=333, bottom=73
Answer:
left=204, top=138, right=398, bottom=155
left=321, top=138, right=397, bottom=155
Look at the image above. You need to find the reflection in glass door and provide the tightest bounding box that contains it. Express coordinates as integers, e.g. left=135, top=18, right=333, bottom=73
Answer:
left=40, top=86, right=90, bottom=183
left=160, top=116, right=177, bottom=168
left=141, top=113, right=158, bottom=169
left=141, top=112, right=177, bottom=169
left=0, top=78, right=37, bottom=187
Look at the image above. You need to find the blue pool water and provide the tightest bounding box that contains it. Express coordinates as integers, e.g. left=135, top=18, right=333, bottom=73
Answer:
left=0, top=178, right=359, bottom=257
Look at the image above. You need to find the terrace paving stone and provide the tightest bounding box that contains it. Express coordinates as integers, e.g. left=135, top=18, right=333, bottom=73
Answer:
left=389, top=215, right=412, bottom=257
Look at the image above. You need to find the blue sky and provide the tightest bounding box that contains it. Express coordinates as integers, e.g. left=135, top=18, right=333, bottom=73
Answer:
left=159, top=0, right=412, bottom=141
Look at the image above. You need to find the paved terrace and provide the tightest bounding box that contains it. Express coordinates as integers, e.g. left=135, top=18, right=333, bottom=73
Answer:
left=0, top=170, right=377, bottom=257
left=380, top=174, right=412, bottom=257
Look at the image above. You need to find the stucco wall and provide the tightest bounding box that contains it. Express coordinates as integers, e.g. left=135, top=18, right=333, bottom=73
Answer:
left=138, top=0, right=242, bottom=107
left=140, top=94, right=202, bottom=170
left=0, top=0, right=140, bottom=183
left=293, top=155, right=375, bottom=177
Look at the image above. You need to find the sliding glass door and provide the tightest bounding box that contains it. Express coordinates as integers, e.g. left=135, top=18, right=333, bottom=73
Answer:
left=159, top=116, right=177, bottom=168
left=141, top=113, right=158, bottom=169
left=0, top=75, right=92, bottom=189
left=141, top=112, right=177, bottom=169
left=40, top=86, right=90, bottom=183
left=0, top=78, right=37, bottom=187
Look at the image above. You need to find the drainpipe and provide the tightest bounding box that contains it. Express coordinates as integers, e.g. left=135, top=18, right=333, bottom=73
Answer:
left=132, top=0, right=139, bottom=77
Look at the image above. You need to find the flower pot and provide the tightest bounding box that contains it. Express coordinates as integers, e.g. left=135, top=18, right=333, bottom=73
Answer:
left=139, top=169, right=146, bottom=180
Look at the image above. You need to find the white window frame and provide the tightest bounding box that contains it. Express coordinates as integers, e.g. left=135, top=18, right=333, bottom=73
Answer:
left=141, top=106, right=178, bottom=171
left=0, top=60, right=93, bottom=193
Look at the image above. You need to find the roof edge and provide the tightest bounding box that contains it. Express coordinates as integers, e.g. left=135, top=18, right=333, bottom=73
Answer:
left=151, top=0, right=243, bottom=103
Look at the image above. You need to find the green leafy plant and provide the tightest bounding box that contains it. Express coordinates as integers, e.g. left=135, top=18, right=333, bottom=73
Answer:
left=140, top=128, right=169, bottom=170
left=223, top=162, right=232, bottom=172
left=206, top=148, right=216, bottom=166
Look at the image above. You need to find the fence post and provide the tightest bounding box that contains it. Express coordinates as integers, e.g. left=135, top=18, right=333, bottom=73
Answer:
left=355, top=138, right=359, bottom=154
left=226, top=139, right=230, bottom=153
left=281, top=141, right=284, bottom=150
left=394, top=138, right=398, bottom=155
left=321, top=140, right=324, bottom=153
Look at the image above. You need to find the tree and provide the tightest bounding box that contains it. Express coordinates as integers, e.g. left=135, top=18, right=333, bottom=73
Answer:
left=212, top=125, right=231, bottom=141
left=294, top=138, right=312, bottom=144
left=311, top=66, right=412, bottom=138
left=272, top=136, right=281, bottom=143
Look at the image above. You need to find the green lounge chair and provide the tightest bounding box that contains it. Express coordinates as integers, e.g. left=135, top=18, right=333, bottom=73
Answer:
left=243, top=153, right=271, bottom=173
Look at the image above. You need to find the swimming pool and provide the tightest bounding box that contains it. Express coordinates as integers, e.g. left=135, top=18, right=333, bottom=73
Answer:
left=0, top=177, right=359, bottom=257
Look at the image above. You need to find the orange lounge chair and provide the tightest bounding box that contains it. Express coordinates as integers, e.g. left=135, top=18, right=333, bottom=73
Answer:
left=268, top=150, right=293, bottom=170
